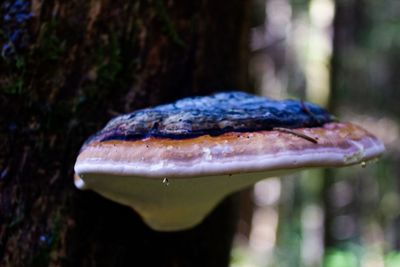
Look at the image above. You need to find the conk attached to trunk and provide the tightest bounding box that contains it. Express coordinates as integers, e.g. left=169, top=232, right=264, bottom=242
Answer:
left=74, top=91, right=385, bottom=231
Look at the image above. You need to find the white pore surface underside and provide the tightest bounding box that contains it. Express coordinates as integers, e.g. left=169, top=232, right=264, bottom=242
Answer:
left=74, top=169, right=294, bottom=231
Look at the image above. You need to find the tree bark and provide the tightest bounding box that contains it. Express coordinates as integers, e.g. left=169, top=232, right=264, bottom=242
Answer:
left=323, top=0, right=366, bottom=249
left=0, top=0, right=251, bottom=266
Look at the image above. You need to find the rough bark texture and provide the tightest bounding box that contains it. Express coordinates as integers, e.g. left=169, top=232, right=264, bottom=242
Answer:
left=0, top=0, right=251, bottom=266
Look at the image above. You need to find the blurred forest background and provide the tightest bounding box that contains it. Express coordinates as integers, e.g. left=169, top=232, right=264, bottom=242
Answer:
left=232, top=0, right=400, bottom=266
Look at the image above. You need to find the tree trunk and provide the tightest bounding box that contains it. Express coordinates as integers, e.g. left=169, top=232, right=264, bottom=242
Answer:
left=323, top=0, right=366, bottom=249
left=0, top=0, right=251, bottom=266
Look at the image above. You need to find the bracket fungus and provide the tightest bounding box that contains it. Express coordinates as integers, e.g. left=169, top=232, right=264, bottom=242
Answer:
left=74, top=92, right=384, bottom=231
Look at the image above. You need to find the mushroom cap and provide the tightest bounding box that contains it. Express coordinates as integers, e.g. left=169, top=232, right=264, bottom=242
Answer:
left=74, top=92, right=384, bottom=231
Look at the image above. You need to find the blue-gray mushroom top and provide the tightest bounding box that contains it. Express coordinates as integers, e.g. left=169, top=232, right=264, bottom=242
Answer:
left=88, top=91, right=333, bottom=142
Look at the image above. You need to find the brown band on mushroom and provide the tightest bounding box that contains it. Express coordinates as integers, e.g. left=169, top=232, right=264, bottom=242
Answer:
left=76, top=122, right=383, bottom=178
